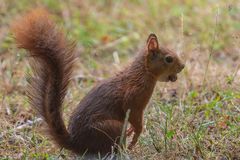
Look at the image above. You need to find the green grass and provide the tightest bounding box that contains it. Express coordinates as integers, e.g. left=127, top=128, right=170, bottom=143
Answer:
left=0, top=0, right=239, bottom=159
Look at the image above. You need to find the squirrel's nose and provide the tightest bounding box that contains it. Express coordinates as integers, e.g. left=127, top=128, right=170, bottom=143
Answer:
left=176, top=64, right=185, bottom=73
left=181, top=64, right=185, bottom=70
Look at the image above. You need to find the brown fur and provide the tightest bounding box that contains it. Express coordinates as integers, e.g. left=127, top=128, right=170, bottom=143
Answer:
left=13, top=9, right=184, bottom=155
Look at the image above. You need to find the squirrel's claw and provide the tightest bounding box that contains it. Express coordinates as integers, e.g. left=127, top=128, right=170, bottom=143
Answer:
left=126, top=127, right=134, bottom=137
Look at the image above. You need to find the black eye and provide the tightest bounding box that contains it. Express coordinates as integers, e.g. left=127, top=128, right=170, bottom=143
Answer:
left=164, top=56, right=173, bottom=64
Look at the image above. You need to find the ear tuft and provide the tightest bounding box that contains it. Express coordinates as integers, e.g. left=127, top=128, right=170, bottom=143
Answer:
left=147, top=33, right=159, bottom=51
left=147, top=33, right=157, bottom=41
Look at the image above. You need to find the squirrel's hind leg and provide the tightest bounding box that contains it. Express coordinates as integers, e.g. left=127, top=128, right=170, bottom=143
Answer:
left=89, top=120, right=123, bottom=154
left=69, top=119, right=123, bottom=155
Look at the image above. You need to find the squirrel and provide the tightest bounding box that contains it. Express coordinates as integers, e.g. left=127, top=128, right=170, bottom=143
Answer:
left=12, top=9, right=185, bottom=155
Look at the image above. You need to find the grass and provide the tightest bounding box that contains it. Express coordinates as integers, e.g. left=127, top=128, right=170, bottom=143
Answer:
left=0, top=0, right=239, bottom=159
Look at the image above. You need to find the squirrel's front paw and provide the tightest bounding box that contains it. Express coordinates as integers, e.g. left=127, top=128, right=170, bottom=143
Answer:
left=126, top=127, right=134, bottom=137
left=127, top=143, right=135, bottom=150
left=127, top=134, right=139, bottom=150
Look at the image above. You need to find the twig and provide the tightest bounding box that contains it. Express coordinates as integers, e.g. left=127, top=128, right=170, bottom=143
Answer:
left=16, top=118, right=42, bottom=130
left=73, top=74, right=104, bottom=82
left=0, top=118, right=43, bottom=139
left=203, top=5, right=220, bottom=86
left=230, top=63, right=240, bottom=85
left=92, top=33, right=138, bottom=55
left=120, top=109, right=131, bottom=148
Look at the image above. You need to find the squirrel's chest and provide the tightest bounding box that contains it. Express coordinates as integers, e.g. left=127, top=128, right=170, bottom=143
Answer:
left=123, top=83, right=155, bottom=110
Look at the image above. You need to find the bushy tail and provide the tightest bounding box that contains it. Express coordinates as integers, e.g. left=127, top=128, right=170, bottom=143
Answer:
left=12, top=9, right=76, bottom=150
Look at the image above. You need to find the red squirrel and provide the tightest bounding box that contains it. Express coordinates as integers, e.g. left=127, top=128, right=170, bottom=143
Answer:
left=13, top=9, right=184, bottom=155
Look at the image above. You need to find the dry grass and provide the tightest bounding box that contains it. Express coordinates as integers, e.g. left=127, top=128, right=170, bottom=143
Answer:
left=0, top=0, right=239, bottom=159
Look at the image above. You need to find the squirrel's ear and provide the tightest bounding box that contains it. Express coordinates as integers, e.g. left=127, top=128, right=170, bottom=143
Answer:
left=147, top=33, right=159, bottom=51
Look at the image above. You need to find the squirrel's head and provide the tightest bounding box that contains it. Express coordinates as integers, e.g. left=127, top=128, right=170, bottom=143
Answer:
left=144, top=33, right=185, bottom=82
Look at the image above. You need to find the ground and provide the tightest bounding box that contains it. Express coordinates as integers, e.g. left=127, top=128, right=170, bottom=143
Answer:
left=0, top=0, right=239, bottom=159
